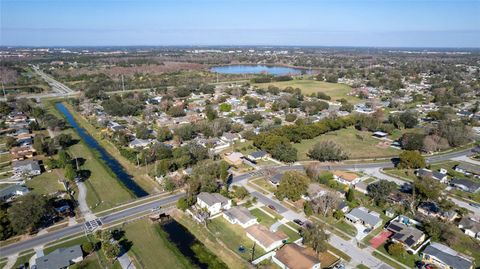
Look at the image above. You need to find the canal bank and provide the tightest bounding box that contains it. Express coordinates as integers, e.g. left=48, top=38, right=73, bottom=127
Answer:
left=55, top=102, right=148, bottom=197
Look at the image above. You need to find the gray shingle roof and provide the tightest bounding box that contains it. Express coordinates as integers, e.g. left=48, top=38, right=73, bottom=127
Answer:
left=423, top=243, right=473, bottom=269
left=36, top=245, right=83, bottom=269
left=197, top=192, right=229, bottom=207
left=223, top=206, right=256, bottom=225
left=346, top=207, right=381, bottom=227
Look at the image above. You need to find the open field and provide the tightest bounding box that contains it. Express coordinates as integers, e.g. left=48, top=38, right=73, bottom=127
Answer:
left=25, top=170, right=64, bottom=195
left=294, top=127, right=401, bottom=160
left=124, top=219, right=194, bottom=269
left=253, top=79, right=359, bottom=104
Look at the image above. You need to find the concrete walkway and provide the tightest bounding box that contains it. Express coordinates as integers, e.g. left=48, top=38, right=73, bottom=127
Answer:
left=4, top=254, right=18, bottom=269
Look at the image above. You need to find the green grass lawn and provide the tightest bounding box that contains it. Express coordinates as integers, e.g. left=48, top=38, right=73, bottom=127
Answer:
left=250, top=178, right=276, bottom=193
left=208, top=217, right=266, bottom=261
left=124, top=219, right=194, bottom=269
left=382, top=168, right=416, bottom=181
left=70, top=255, right=103, bottom=269
left=278, top=224, right=301, bottom=242
left=294, top=127, right=401, bottom=160
left=0, top=153, right=11, bottom=163
left=253, top=79, right=359, bottom=104
left=250, top=208, right=277, bottom=227
left=376, top=243, right=420, bottom=268
left=68, top=138, right=134, bottom=212
left=25, top=170, right=64, bottom=195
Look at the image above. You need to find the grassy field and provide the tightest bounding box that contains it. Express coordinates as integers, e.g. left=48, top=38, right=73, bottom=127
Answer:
left=294, top=127, right=401, bottom=160
left=208, top=217, right=266, bottom=260
left=25, top=170, right=64, bottom=195
left=278, top=224, right=301, bottom=242
left=376, top=243, right=420, bottom=268
left=124, top=219, right=194, bottom=269
left=253, top=79, right=359, bottom=104
left=68, top=138, right=134, bottom=212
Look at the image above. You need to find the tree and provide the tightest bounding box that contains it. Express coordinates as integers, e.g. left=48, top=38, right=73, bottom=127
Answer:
left=231, top=186, right=249, bottom=200
left=399, top=110, right=418, bottom=128
left=205, top=105, right=218, bottom=121
left=81, top=242, right=95, bottom=254
left=415, top=177, right=444, bottom=201
left=176, top=197, right=189, bottom=211
left=346, top=188, right=355, bottom=202
left=57, top=150, right=72, bottom=168
left=398, top=151, right=425, bottom=169
left=8, top=194, right=53, bottom=233
left=275, top=171, right=310, bottom=201
left=270, top=143, right=298, bottom=163
left=135, top=123, right=150, bottom=139
left=103, top=241, right=121, bottom=260
left=285, top=113, right=297, bottom=122
left=0, top=206, right=13, bottom=240
left=55, top=133, right=73, bottom=148
left=400, top=133, right=426, bottom=151
left=387, top=243, right=405, bottom=257
left=311, top=191, right=340, bottom=217
left=5, top=137, right=17, bottom=149
left=307, top=141, right=349, bottom=162
left=301, top=223, right=330, bottom=253
left=64, top=164, right=77, bottom=181
left=157, top=126, right=172, bottom=142
left=367, top=180, right=397, bottom=205
left=219, top=103, right=232, bottom=112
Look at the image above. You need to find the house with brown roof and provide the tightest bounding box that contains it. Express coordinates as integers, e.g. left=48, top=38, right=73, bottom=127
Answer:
left=273, top=244, right=321, bottom=269
left=332, top=171, right=361, bottom=186
left=246, top=224, right=288, bottom=252
left=10, top=146, right=35, bottom=161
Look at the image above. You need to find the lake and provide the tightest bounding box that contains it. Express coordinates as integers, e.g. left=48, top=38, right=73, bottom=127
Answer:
left=210, top=64, right=308, bottom=75
left=55, top=102, right=148, bottom=197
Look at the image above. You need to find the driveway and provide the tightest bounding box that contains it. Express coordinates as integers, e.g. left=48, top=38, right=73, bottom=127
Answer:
left=352, top=222, right=369, bottom=241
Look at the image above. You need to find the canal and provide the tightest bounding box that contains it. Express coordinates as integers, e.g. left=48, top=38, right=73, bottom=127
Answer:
left=55, top=102, right=148, bottom=197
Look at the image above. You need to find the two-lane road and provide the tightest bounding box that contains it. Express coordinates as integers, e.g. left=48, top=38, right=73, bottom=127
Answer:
left=0, top=193, right=184, bottom=258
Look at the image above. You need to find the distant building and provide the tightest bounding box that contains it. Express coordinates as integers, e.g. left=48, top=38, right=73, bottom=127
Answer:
left=128, top=138, right=153, bottom=149
left=223, top=152, right=244, bottom=166
left=450, top=178, right=480, bottom=193
left=273, top=244, right=321, bottom=269
left=455, top=163, right=480, bottom=178
left=36, top=245, right=84, bottom=269
left=247, top=151, right=269, bottom=161
left=246, top=224, right=288, bottom=252
left=458, top=217, right=480, bottom=240
left=196, top=192, right=231, bottom=215
left=421, top=242, right=473, bottom=269
left=332, top=171, right=361, bottom=186
left=415, top=168, right=448, bottom=183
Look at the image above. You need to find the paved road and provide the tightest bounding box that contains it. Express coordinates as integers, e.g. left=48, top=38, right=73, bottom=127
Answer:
left=0, top=193, right=184, bottom=257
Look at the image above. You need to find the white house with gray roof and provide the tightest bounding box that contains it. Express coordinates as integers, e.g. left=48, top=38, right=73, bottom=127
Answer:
left=421, top=242, right=473, bottom=269
left=345, top=207, right=382, bottom=229
left=196, top=192, right=231, bottom=215
left=12, top=159, right=41, bottom=176
left=222, top=206, right=258, bottom=228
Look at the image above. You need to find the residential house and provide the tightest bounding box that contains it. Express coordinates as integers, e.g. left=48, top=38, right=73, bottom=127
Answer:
left=354, top=181, right=369, bottom=194
left=303, top=183, right=328, bottom=201
left=372, top=131, right=388, bottom=139
left=455, top=163, right=480, bottom=178
left=269, top=173, right=283, bottom=186
left=36, top=245, right=84, bottom=269
left=0, top=185, right=30, bottom=201
left=458, top=217, right=480, bottom=240
left=223, top=152, right=244, bottom=166
left=220, top=132, right=241, bottom=144
left=417, top=202, right=458, bottom=221
left=12, top=159, right=41, bottom=176
left=415, top=168, right=448, bottom=183
left=246, top=224, right=288, bottom=252
left=273, top=244, right=321, bottom=269
left=450, top=178, right=480, bottom=193
left=128, top=138, right=153, bottom=149
left=421, top=242, right=473, bottom=269
left=10, top=146, right=35, bottom=161
left=333, top=171, right=361, bottom=186
left=247, top=150, right=269, bottom=162
left=345, top=207, right=382, bottom=229
left=196, top=192, right=231, bottom=215
left=386, top=220, right=426, bottom=253
left=222, top=206, right=258, bottom=228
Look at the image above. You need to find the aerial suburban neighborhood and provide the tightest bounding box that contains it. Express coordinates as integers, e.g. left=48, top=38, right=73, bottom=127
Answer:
left=1, top=1, right=480, bottom=269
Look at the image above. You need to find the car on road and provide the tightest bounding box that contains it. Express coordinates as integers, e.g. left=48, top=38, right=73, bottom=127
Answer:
left=268, top=205, right=277, bottom=211
left=293, top=219, right=304, bottom=226
left=469, top=203, right=480, bottom=209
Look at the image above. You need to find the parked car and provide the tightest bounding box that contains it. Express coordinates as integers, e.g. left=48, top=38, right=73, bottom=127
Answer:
left=470, top=203, right=480, bottom=209
left=293, top=219, right=304, bottom=226
left=268, top=205, right=277, bottom=211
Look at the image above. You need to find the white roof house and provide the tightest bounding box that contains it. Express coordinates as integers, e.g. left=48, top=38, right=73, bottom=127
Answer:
left=222, top=206, right=258, bottom=228
left=197, top=192, right=231, bottom=215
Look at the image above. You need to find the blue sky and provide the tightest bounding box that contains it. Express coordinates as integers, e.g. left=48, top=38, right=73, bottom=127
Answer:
left=1, top=0, right=479, bottom=47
